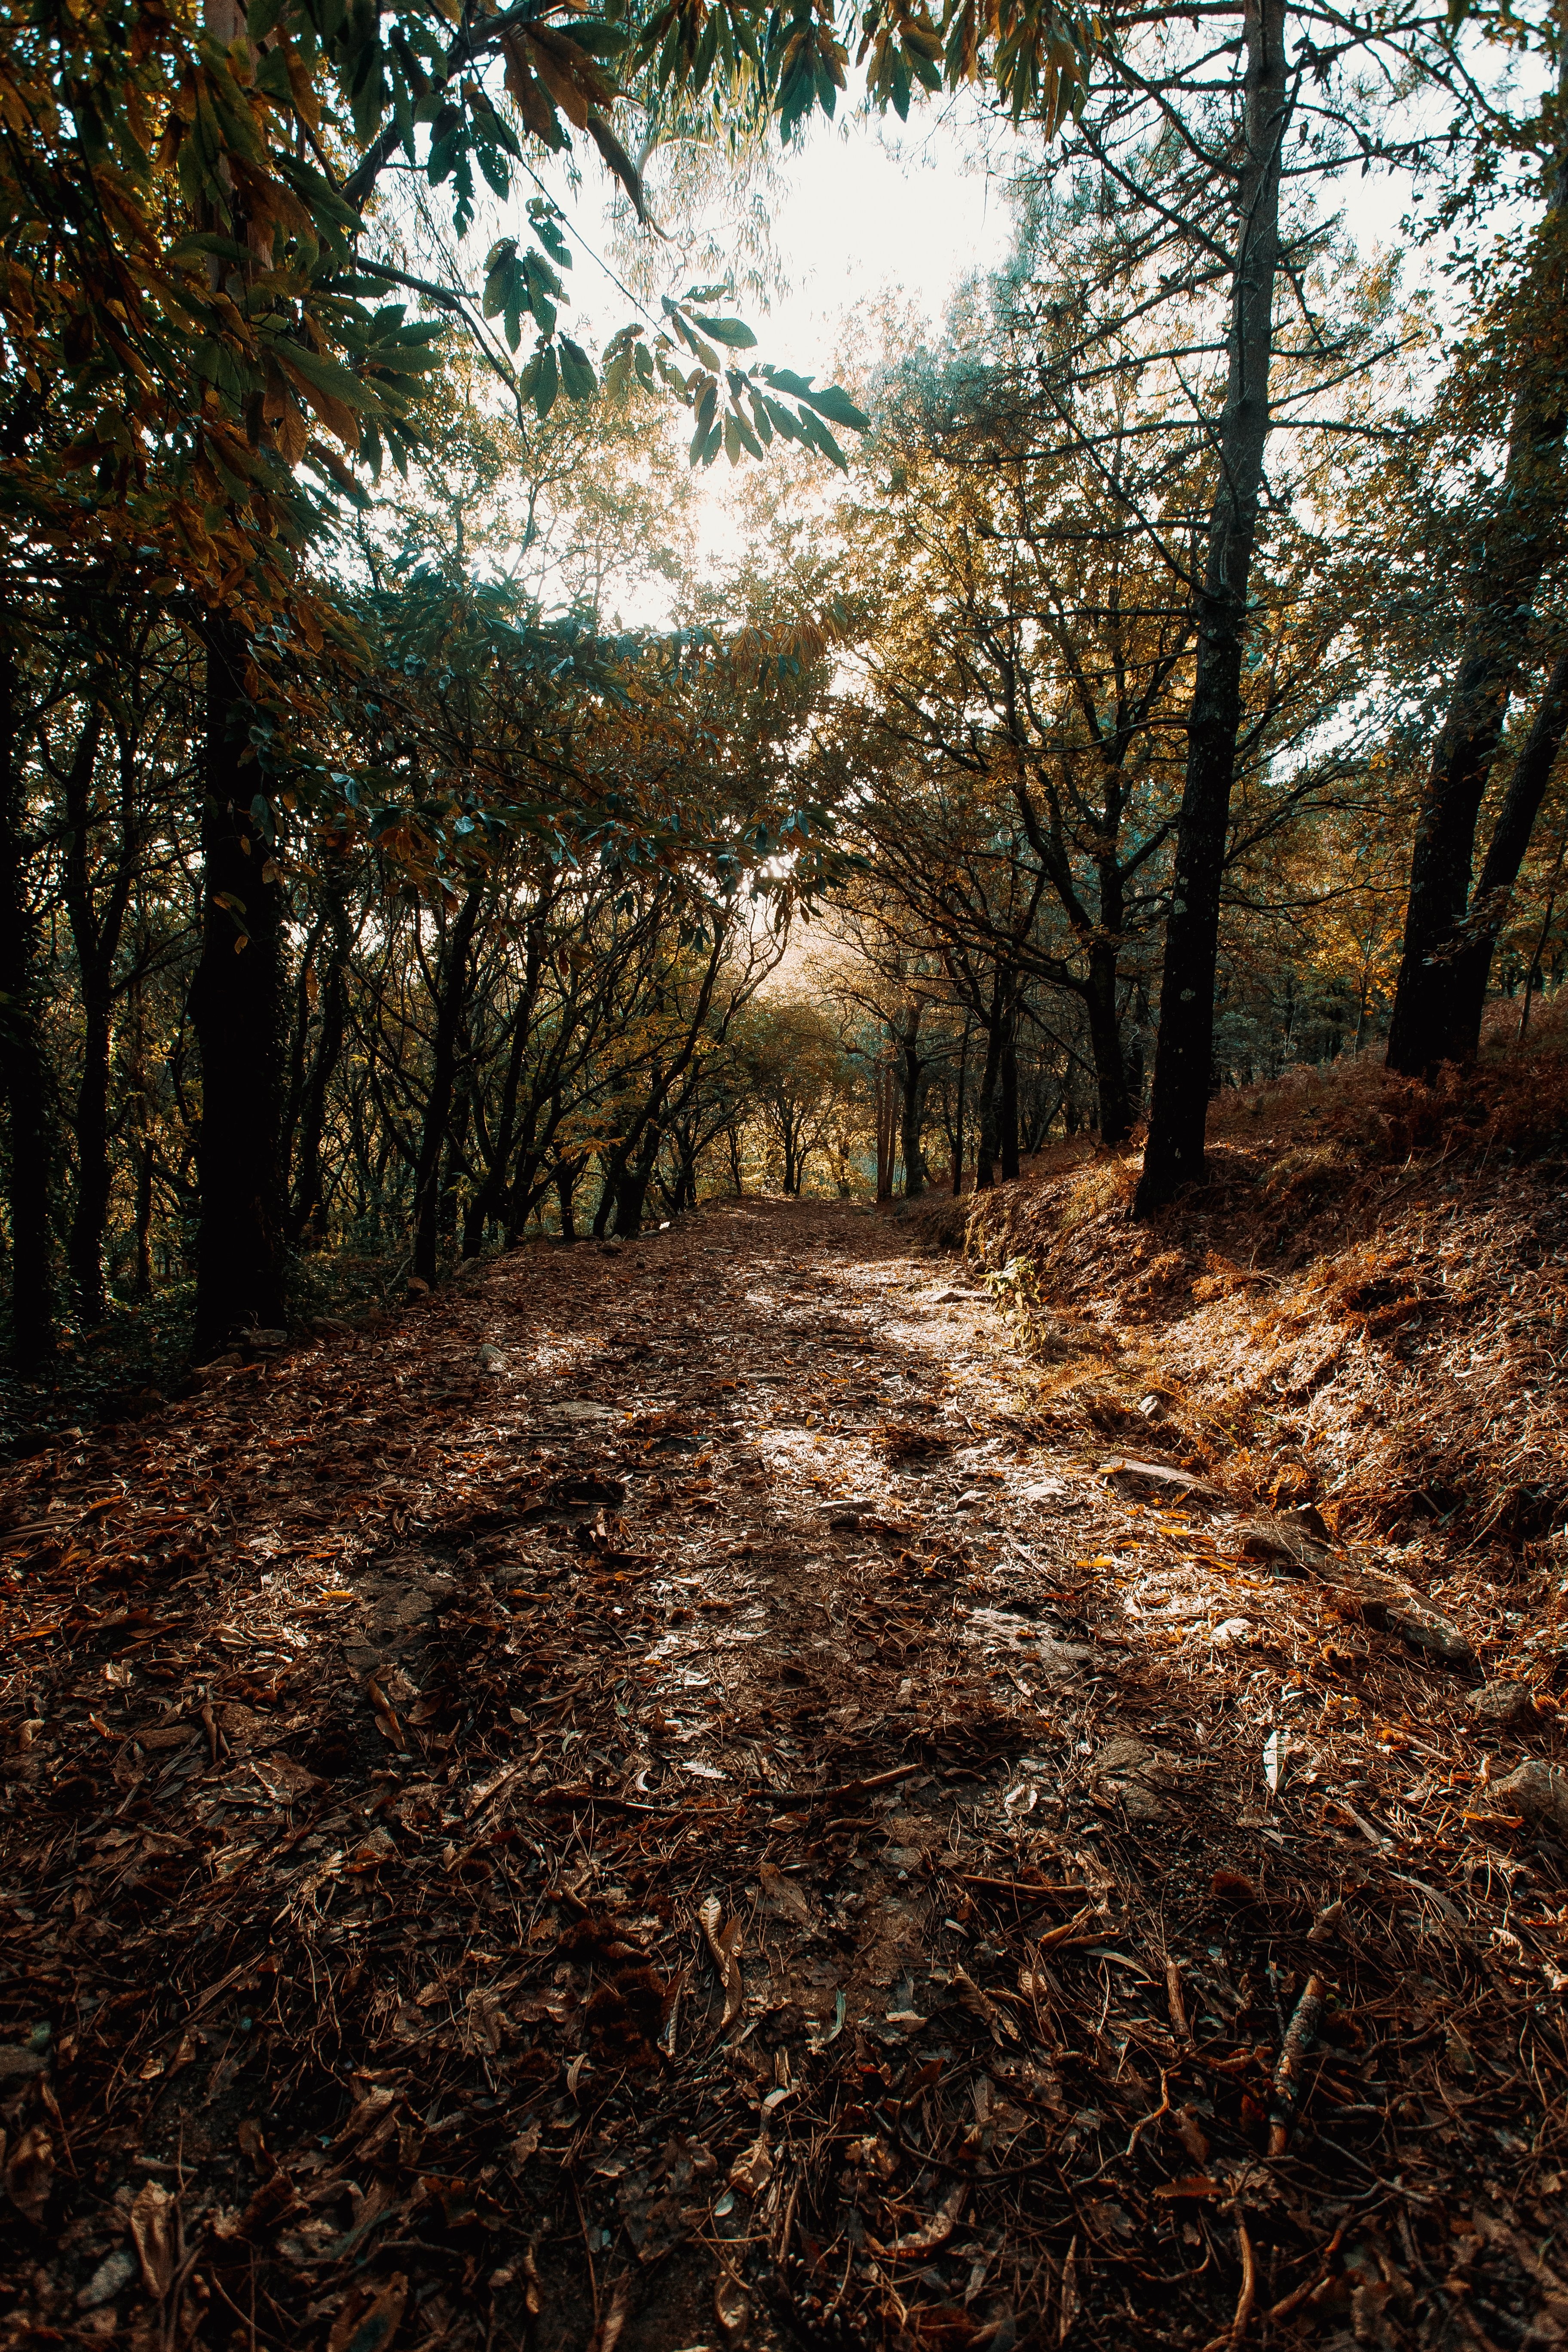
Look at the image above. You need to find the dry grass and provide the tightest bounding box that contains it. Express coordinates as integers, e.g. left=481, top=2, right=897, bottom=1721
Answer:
left=964, top=1006, right=1568, bottom=1689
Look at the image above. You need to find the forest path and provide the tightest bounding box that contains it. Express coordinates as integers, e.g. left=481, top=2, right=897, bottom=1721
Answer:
left=2, top=1200, right=1565, bottom=2352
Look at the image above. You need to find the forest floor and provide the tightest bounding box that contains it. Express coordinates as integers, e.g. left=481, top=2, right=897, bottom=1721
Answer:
left=2, top=1193, right=1567, bottom=2352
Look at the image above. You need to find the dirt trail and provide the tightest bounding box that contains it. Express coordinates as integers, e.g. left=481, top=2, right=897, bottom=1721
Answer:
left=2, top=1200, right=1566, bottom=2352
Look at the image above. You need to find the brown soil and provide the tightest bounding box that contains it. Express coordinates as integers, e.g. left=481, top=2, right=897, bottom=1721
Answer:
left=1, top=1196, right=1565, bottom=2352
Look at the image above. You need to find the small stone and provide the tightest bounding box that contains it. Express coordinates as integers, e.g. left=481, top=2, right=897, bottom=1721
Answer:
left=78, top=2251, right=136, bottom=2311
left=247, top=1328, right=289, bottom=1351
left=1493, top=1758, right=1568, bottom=1838
left=1465, top=1682, right=1536, bottom=1733
left=1382, top=1596, right=1473, bottom=1669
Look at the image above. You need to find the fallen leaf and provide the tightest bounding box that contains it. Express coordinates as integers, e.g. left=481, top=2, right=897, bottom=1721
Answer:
left=130, top=2177, right=180, bottom=2295
left=328, top=2271, right=408, bottom=2352
left=4, top=2124, right=54, bottom=2226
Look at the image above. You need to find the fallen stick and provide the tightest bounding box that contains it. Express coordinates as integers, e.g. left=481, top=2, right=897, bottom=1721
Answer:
left=1268, top=1974, right=1327, bottom=2156
left=1198, top=2218, right=1256, bottom=2352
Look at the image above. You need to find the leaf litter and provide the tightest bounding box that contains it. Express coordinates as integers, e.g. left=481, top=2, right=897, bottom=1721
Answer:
left=0, top=1197, right=1565, bottom=2352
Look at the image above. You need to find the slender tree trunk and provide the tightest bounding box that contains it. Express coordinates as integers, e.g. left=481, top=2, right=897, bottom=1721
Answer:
left=873, top=1063, right=897, bottom=1202
left=1084, top=943, right=1133, bottom=1145
left=1000, top=1029, right=1020, bottom=1180
left=463, top=920, right=545, bottom=1256
left=1134, top=0, right=1289, bottom=1213
left=61, top=705, right=122, bottom=1323
left=289, top=878, right=350, bottom=1247
left=1417, top=643, right=1568, bottom=1064
left=1385, top=141, right=1568, bottom=1076
left=411, top=886, right=481, bottom=1286
left=0, top=630, right=58, bottom=1366
left=952, top=1014, right=969, bottom=1196
left=899, top=1036, right=927, bottom=1199
left=190, top=616, right=289, bottom=1354
left=126, top=951, right=153, bottom=1299
left=973, top=1021, right=1003, bottom=1192
left=557, top=1157, right=582, bottom=1243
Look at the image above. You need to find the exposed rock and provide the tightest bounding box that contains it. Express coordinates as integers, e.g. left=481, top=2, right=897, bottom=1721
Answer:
left=1338, top=1577, right=1476, bottom=1671
left=1465, top=1681, right=1537, bottom=1733
left=1236, top=1517, right=1330, bottom=1576
left=1378, top=1593, right=1474, bottom=1670
left=1091, top=1735, right=1182, bottom=1821
left=1493, top=1759, right=1568, bottom=1838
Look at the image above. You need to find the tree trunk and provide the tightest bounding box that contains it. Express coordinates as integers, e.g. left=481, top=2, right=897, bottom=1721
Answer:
left=612, top=1129, right=662, bottom=1235
left=1385, top=146, right=1568, bottom=1076
left=973, top=1021, right=1003, bottom=1191
left=464, top=919, right=545, bottom=1255
left=190, top=616, right=289, bottom=1355
left=1084, top=942, right=1133, bottom=1145
left=557, top=1157, right=582, bottom=1243
left=1000, top=1030, right=1020, bottom=1180
left=0, top=629, right=58, bottom=1366
left=411, top=886, right=481, bottom=1287
left=61, top=705, right=122, bottom=1324
left=874, top=1064, right=897, bottom=1202
left=1134, top=0, right=1289, bottom=1213
left=899, top=1037, right=927, bottom=1198
left=126, top=952, right=154, bottom=1299
left=289, top=877, right=351, bottom=1248
left=1412, top=643, right=1568, bottom=1066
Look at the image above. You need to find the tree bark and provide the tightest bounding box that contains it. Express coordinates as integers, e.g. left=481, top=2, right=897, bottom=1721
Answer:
left=0, top=628, right=58, bottom=1366
left=973, top=1019, right=1003, bottom=1191
left=1433, top=644, right=1568, bottom=1060
left=1385, top=150, right=1568, bottom=1076
left=1084, top=941, right=1133, bottom=1146
left=63, top=707, right=141, bottom=1323
left=1000, top=1030, right=1020, bottom=1180
left=190, top=616, right=289, bottom=1355
left=289, top=876, right=351, bottom=1248
left=897, top=1018, right=927, bottom=1198
left=1134, top=0, right=1289, bottom=1213
left=411, top=886, right=481, bottom=1286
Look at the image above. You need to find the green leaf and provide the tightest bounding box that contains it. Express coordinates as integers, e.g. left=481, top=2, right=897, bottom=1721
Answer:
left=558, top=336, right=596, bottom=401
left=690, top=313, right=758, bottom=350
left=533, top=342, right=559, bottom=419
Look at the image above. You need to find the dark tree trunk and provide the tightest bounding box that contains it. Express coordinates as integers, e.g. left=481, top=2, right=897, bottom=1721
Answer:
left=464, top=920, right=545, bottom=1256
left=411, top=886, right=481, bottom=1287
left=612, top=1128, right=662, bottom=1235
left=127, top=952, right=154, bottom=1299
left=1085, top=942, right=1133, bottom=1146
left=61, top=704, right=119, bottom=1323
left=1385, top=149, right=1568, bottom=1077
left=556, top=1157, right=582, bottom=1243
left=288, top=878, right=351, bottom=1248
left=1403, top=643, right=1568, bottom=1069
left=1000, top=1031, right=1020, bottom=1180
left=1135, top=0, right=1289, bottom=1213
left=899, top=1038, right=927, bottom=1199
left=952, top=1014, right=969, bottom=1196
left=973, top=1021, right=1003, bottom=1192
left=0, top=630, right=58, bottom=1366
left=190, top=616, right=289, bottom=1355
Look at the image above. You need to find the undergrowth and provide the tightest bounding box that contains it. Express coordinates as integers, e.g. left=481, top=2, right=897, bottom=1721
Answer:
left=964, top=1007, right=1568, bottom=1639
